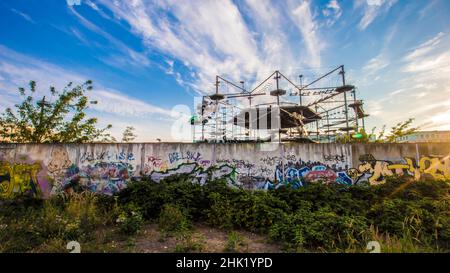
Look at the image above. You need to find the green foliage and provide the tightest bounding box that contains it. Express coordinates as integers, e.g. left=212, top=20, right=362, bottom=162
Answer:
left=0, top=192, right=115, bottom=252
left=335, top=118, right=417, bottom=143
left=158, top=203, right=191, bottom=235
left=206, top=191, right=234, bottom=229
left=385, top=118, right=418, bottom=143
left=268, top=204, right=369, bottom=251
left=0, top=174, right=448, bottom=253
left=121, top=126, right=137, bottom=143
left=117, top=175, right=449, bottom=252
left=336, top=128, right=372, bottom=143
left=224, top=231, right=248, bottom=252
left=0, top=80, right=113, bottom=143
left=116, top=203, right=144, bottom=235
left=173, top=233, right=205, bottom=253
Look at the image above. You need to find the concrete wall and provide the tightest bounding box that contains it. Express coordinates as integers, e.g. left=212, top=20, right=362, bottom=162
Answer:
left=1, top=142, right=449, bottom=199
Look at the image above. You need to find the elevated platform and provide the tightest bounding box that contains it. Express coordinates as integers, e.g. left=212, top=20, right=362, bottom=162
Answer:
left=231, top=105, right=321, bottom=130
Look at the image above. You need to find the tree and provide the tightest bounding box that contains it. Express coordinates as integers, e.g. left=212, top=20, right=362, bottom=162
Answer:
left=0, top=80, right=114, bottom=143
left=121, top=126, right=137, bottom=142
left=384, top=118, right=418, bottom=143
left=335, top=118, right=417, bottom=144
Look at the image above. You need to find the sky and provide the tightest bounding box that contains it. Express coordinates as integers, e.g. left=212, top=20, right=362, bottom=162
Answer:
left=0, top=0, right=449, bottom=142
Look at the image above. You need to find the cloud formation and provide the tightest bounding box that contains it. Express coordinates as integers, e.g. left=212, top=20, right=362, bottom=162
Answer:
left=358, top=0, right=397, bottom=30
left=0, top=45, right=175, bottom=140
left=93, top=0, right=325, bottom=94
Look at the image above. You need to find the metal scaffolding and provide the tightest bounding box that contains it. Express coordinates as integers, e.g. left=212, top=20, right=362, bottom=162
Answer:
left=191, top=65, right=369, bottom=143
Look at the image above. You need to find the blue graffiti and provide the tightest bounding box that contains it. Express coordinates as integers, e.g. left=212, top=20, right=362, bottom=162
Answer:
left=336, top=171, right=353, bottom=185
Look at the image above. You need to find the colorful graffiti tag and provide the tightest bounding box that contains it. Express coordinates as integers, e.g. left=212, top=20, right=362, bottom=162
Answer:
left=0, top=143, right=449, bottom=200
left=353, top=154, right=450, bottom=185
left=0, top=162, right=42, bottom=199
left=268, top=154, right=450, bottom=188
left=149, top=162, right=237, bottom=186
left=269, top=158, right=352, bottom=189
left=53, top=161, right=133, bottom=195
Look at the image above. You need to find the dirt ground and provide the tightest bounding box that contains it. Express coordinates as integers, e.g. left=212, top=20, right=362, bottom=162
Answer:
left=120, top=223, right=282, bottom=253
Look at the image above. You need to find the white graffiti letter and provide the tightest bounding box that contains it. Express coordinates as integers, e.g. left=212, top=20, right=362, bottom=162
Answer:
left=67, top=241, right=81, bottom=253
left=366, top=241, right=381, bottom=253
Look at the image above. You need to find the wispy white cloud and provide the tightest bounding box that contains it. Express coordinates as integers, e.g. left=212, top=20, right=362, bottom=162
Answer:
left=10, top=8, right=36, bottom=24
left=363, top=31, right=450, bottom=132
left=363, top=53, right=389, bottom=74
left=93, top=0, right=326, bottom=96
left=403, top=32, right=445, bottom=62
left=401, top=32, right=450, bottom=73
left=68, top=6, right=151, bottom=69
left=0, top=45, right=175, bottom=140
left=289, top=0, right=324, bottom=68
left=357, top=0, right=397, bottom=30
left=322, top=0, right=342, bottom=26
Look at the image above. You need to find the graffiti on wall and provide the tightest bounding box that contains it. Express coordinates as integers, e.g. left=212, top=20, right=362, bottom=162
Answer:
left=250, top=153, right=450, bottom=189
left=148, top=162, right=237, bottom=186
left=267, top=156, right=351, bottom=189
left=52, top=161, right=133, bottom=195
left=80, top=150, right=135, bottom=163
left=352, top=154, right=450, bottom=185
left=1, top=144, right=449, bottom=199
left=45, top=147, right=138, bottom=195
left=0, top=162, right=42, bottom=199
left=144, top=151, right=211, bottom=175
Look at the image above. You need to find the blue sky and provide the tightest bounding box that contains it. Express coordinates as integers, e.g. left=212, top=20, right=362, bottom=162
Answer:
left=1, top=0, right=449, bottom=141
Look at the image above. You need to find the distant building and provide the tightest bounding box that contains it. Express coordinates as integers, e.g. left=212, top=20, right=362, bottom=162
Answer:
left=396, top=130, right=450, bottom=143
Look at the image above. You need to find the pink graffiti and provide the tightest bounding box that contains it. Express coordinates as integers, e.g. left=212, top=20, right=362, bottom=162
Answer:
left=305, top=166, right=337, bottom=184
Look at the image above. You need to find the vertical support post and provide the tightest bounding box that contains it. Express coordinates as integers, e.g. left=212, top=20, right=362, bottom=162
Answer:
left=298, top=74, right=303, bottom=106
left=340, top=66, right=350, bottom=136
left=215, top=76, right=219, bottom=143
left=315, top=104, right=319, bottom=142
left=353, top=89, right=359, bottom=132
left=326, top=111, right=331, bottom=143
left=201, top=96, right=205, bottom=141
left=275, top=71, right=281, bottom=143
left=361, top=100, right=366, bottom=132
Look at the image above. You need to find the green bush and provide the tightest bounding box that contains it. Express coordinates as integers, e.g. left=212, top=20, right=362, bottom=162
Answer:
left=118, top=181, right=170, bottom=219
left=206, top=192, right=234, bottom=229
left=1, top=173, right=449, bottom=253
left=116, top=204, right=144, bottom=235
left=224, top=231, right=248, bottom=252
left=174, top=233, right=205, bottom=253
left=268, top=203, right=369, bottom=251
left=158, top=203, right=191, bottom=235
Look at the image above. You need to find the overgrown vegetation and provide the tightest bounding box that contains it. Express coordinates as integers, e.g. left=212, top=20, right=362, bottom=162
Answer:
left=336, top=118, right=418, bottom=143
left=0, top=176, right=448, bottom=253
left=0, top=80, right=114, bottom=143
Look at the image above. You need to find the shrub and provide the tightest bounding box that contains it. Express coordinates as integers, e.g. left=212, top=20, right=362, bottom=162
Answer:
left=268, top=201, right=369, bottom=252
left=206, top=192, right=234, bottom=229
left=66, top=192, right=102, bottom=231
left=118, top=181, right=168, bottom=220
left=224, top=231, right=248, bottom=252
left=116, top=204, right=144, bottom=235
left=158, top=203, right=191, bottom=235
left=174, top=233, right=205, bottom=253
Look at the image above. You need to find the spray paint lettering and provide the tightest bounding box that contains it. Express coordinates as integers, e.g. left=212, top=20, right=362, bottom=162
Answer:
left=56, top=162, right=133, bottom=195
left=356, top=154, right=450, bottom=185
left=168, top=151, right=202, bottom=164
left=80, top=151, right=135, bottom=163
left=323, top=154, right=346, bottom=163
left=0, top=162, right=42, bottom=199
left=149, top=162, right=237, bottom=186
